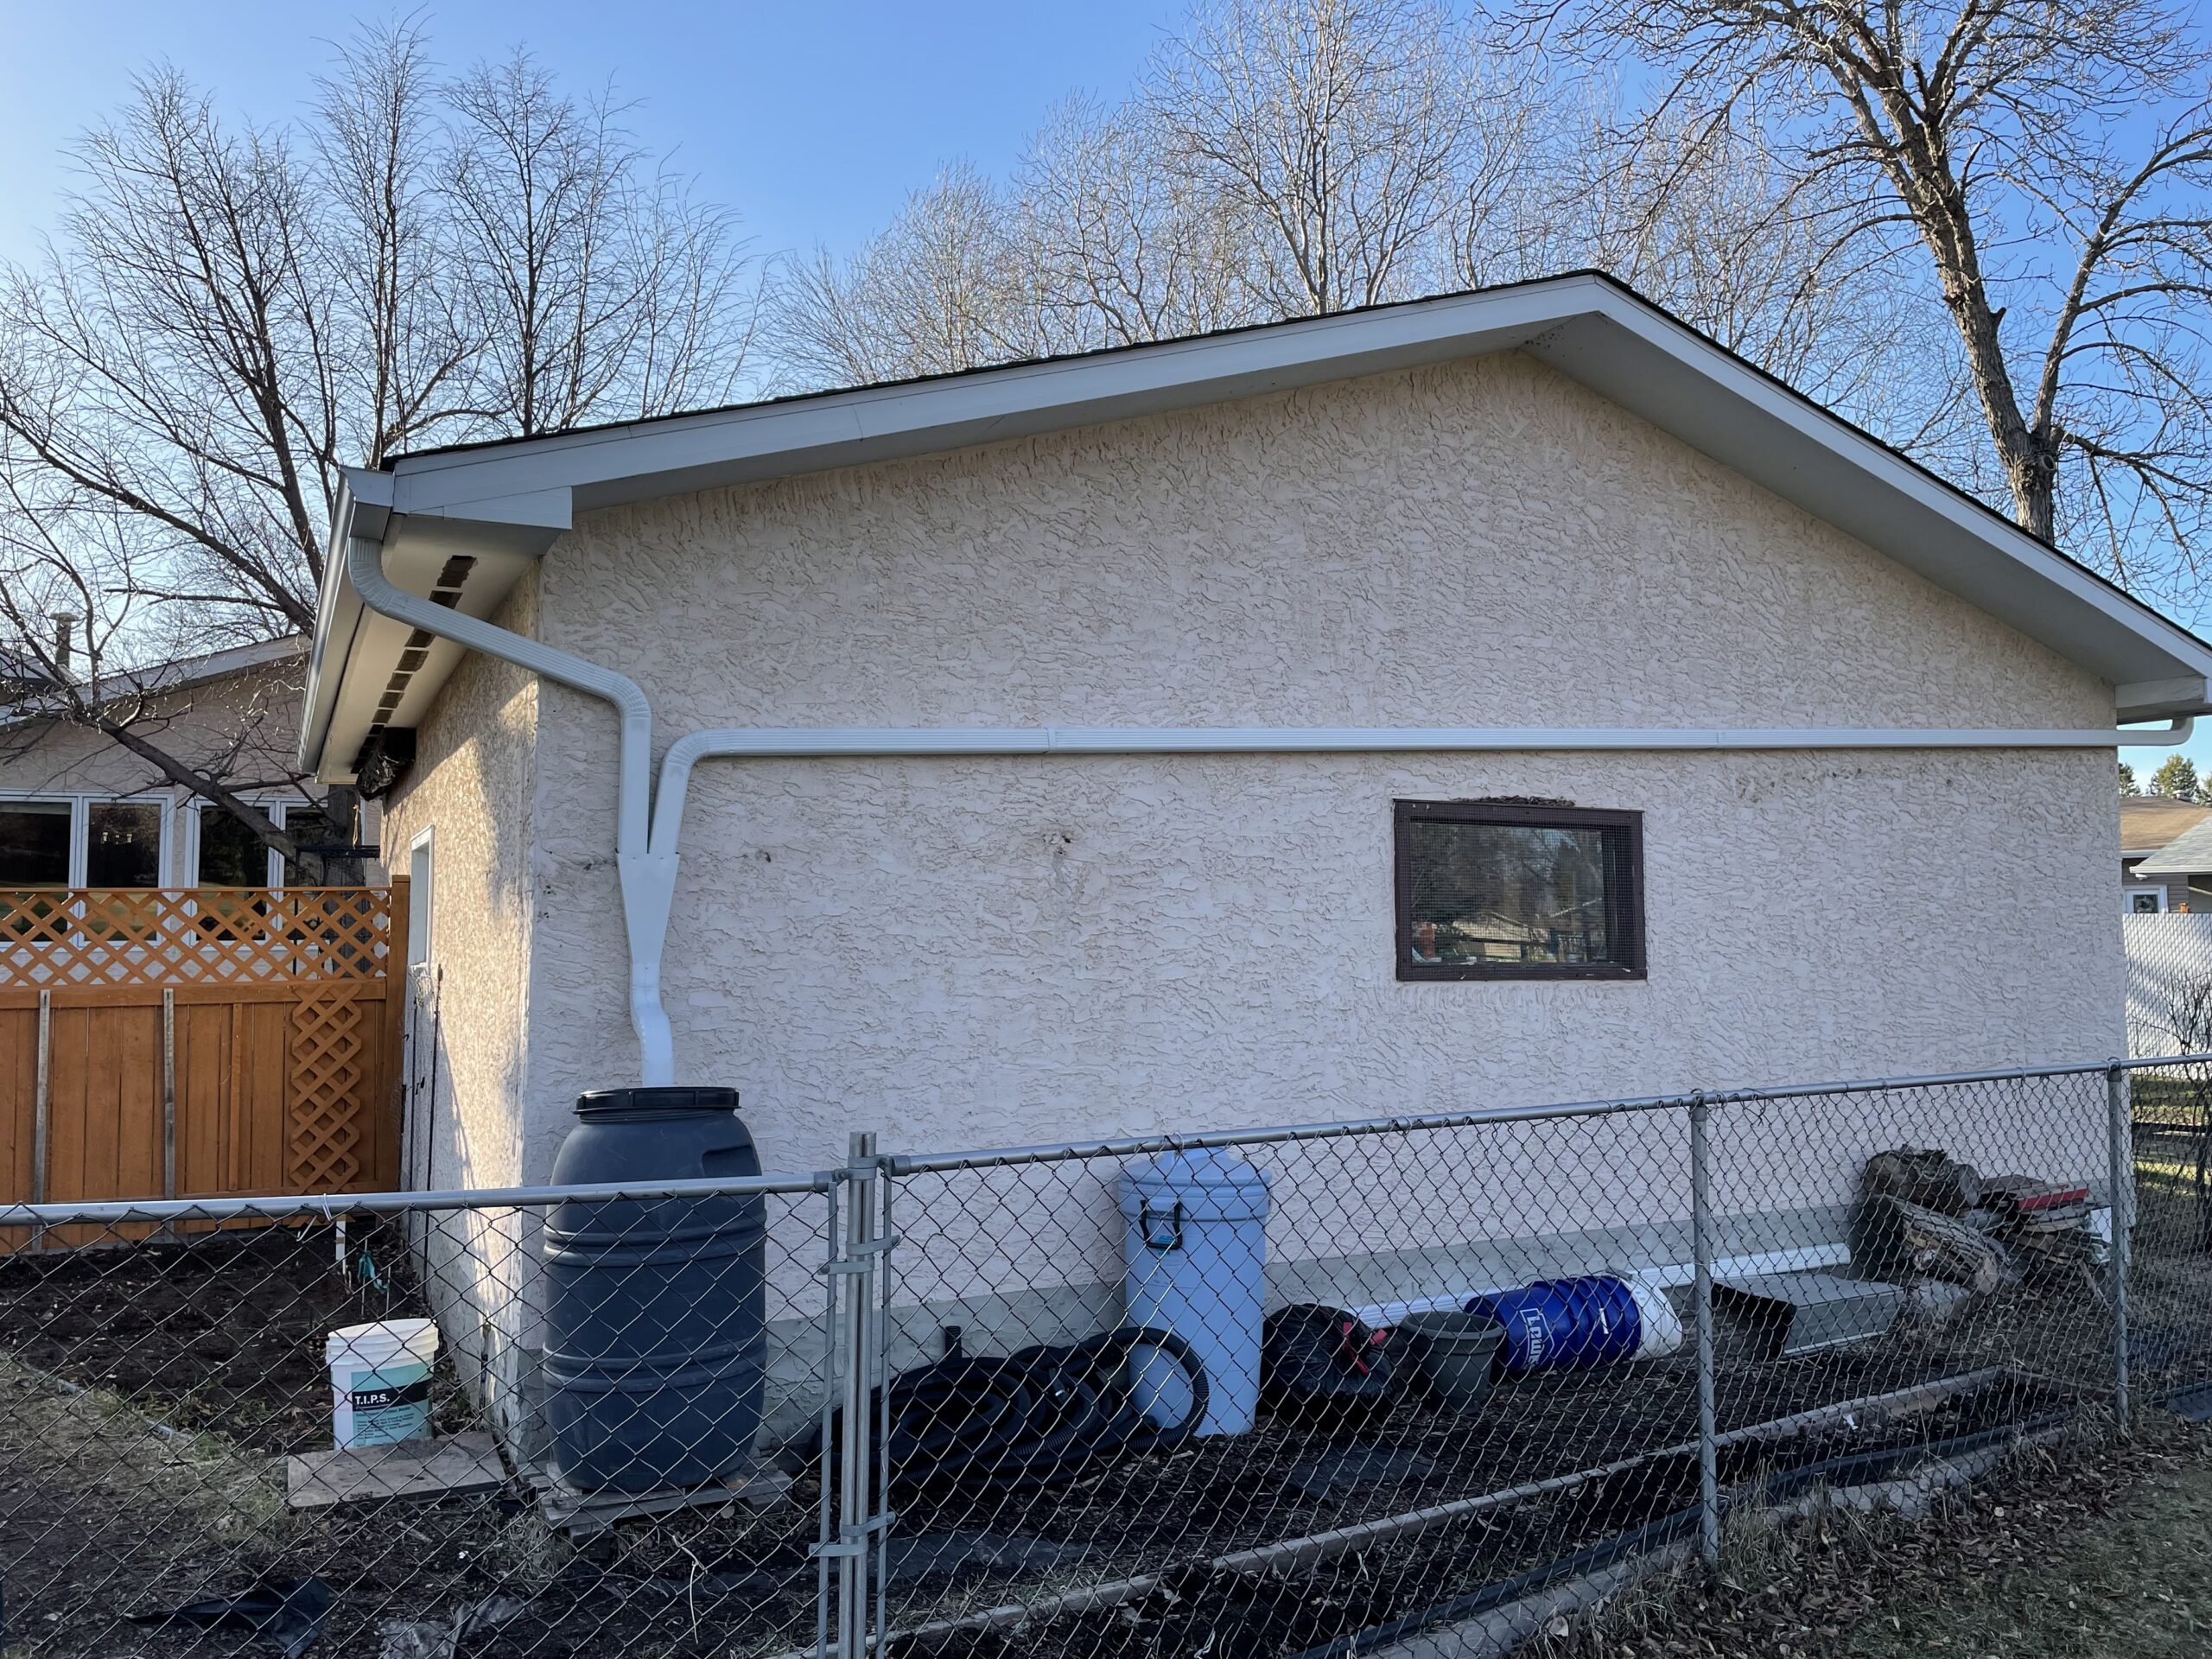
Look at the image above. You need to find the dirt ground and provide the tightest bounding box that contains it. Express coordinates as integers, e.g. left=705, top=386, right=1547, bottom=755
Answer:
left=0, top=1220, right=423, bottom=1453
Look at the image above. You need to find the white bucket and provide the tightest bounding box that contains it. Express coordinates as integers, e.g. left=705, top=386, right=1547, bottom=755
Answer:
left=327, top=1319, right=439, bottom=1448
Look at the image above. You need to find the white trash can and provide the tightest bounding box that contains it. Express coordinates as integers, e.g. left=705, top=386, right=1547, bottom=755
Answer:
left=326, top=1319, right=439, bottom=1448
left=1118, top=1148, right=1272, bottom=1436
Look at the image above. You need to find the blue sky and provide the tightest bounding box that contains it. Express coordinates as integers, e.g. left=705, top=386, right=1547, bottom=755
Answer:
left=3, top=1, right=2209, bottom=777
left=0, top=2, right=1173, bottom=269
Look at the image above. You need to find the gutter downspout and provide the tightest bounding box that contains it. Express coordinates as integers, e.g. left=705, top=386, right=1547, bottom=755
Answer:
left=647, top=719, right=2199, bottom=860
left=344, top=531, right=680, bottom=1084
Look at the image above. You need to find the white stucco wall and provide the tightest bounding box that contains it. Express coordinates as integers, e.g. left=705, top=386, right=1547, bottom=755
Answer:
left=503, top=348, right=2118, bottom=1183
left=374, top=346, right=2136, bottom=1423
left=380, top=575, right=542, bottom=1195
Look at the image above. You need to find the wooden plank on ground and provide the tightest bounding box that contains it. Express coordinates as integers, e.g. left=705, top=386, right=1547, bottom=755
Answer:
left=286, top=1431, right=507, bottom=1509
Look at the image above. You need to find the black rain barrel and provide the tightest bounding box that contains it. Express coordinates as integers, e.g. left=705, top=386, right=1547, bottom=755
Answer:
left=540, top=1086, right=766, bottom=1491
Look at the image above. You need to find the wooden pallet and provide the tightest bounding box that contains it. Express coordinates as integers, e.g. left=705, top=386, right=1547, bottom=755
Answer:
left=528, top=1461, right=793, bottom=1535
left=286, top=1431, right=507, bottom=1509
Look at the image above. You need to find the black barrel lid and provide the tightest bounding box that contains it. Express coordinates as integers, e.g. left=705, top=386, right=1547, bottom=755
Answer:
left=574, top=1085, right=740, bottom=1121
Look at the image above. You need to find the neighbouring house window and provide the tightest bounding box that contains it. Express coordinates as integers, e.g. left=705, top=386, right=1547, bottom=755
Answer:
left=195, top=807, right=269, bottom=887
left=1395, top=801, right=1645, bottom=981
left=279, top=804, right=341, bottom=886
left=85, top=801, right=163, bottom=887
left=2128, top=888, right=2168, bottom=915
left=0, top=800, right=72, bottom=887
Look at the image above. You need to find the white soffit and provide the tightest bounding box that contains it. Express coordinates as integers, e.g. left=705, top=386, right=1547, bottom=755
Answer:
left=303, top=272, right=2212, bottom=778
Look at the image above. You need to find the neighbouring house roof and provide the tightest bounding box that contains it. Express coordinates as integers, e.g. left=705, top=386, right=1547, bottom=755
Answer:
left=4, top=635, right=306, bottom=734
left=299, top=270, right=2212, bottom=781
left=2135, top=811, right=2212, bottom=875
left=2120, top=795, right=2212, bottom=859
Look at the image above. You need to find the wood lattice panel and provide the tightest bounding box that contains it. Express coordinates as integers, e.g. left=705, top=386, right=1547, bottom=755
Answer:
left=289, top=993, right=370, bottom=1191
left=0, top=888, right=391, bottom=989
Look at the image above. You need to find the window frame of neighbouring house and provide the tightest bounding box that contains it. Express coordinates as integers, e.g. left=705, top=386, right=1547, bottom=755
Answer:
left=1394, top=799, right=1647, bottom=982
left=185, top=796, right=346, bottom=888
left=2126, top=885, right=2170, bottom=915
left=0, top=791, right=177, bottom=888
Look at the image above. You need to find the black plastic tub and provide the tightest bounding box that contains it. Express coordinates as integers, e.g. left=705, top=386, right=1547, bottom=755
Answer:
left=1397, top=1311, right=1503, bottom=1410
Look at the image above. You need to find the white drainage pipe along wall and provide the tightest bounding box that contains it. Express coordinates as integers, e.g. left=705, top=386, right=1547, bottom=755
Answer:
left=348, top=531, right=2194, bottom=1088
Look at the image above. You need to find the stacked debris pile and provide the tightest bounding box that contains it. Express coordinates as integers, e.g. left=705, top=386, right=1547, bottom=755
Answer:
left=1853, top=1147, right=2104, bottom=1299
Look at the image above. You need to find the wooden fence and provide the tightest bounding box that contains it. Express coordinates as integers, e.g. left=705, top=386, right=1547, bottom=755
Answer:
left=1, top=884, right=406, bottom=1246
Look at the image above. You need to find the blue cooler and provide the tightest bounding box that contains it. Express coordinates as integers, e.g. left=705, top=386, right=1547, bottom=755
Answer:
left=1118, top=1149, right=1271, bottom=1435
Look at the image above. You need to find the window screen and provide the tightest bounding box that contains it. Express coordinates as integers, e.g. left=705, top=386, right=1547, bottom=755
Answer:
left=0, top=800, right=72, bottom=887
left=196, top=808, right=269, bottom=887
left=1395, top=801, right=1644, bottom=980
left=86, top=801, right=162, bottom=887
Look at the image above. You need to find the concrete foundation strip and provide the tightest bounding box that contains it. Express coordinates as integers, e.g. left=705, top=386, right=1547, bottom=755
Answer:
left=861, top=1364, right=2010, bottom=1655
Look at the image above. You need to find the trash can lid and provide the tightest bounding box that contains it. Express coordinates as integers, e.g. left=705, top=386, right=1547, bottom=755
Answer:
left=1117, top=1147, right=1272, bottom=1216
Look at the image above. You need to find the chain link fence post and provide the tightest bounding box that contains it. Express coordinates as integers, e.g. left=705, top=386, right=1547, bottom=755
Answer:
left=815, top=1176, right=843, bottom=1659
left=1688, top=1091, right=1720, bottom=1570
left=2107, top=1064, right=2133, bottom=1436
left=834, top=1132, right=882, bottom=1658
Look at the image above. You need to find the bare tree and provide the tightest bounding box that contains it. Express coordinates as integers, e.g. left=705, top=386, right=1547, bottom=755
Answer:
left=0, top=494, right=326, bottom=874
left=442, top=53, right=754, bottom=434
left=1145, top=0, right=1493, bottom=316
left=1522, top=98, right=1974, bottom=441
left=1018, top=92, right=1263, bottom=349
left=0, top=21, right=757, bottom=880
left=766, top=162, right=1052, bottom=388
left=1550, top=0, right=2212, bottom=610
left=766, top=0, right=1953, bottom=456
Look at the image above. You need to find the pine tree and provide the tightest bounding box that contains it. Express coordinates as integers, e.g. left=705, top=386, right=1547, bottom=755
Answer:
left=2150, top=755, right=2202, bottom=802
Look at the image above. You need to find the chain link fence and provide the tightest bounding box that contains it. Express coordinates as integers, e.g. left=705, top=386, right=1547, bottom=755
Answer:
left=3, top=1057, right=2210, bottom=1658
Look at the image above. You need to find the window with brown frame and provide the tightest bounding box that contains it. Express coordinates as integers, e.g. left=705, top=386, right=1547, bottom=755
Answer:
left=1395, top=801, right=1645, bottom=981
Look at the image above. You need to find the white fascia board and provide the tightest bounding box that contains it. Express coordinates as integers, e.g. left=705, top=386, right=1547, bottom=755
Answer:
left=1529, top=300, right=2212, bottom=696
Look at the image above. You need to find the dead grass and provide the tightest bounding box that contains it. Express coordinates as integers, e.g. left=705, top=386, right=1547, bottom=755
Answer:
left=1533, top=1416, right=2212, bottom=1659
left=1835, top=1427, right=2212, bottom=1658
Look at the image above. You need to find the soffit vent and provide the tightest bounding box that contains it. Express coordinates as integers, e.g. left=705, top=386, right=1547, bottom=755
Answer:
left=349, top=556, right=475, bottom=775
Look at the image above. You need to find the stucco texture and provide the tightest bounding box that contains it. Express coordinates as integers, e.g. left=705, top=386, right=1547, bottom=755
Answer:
left=504, top=348, right=2117, bottom=1185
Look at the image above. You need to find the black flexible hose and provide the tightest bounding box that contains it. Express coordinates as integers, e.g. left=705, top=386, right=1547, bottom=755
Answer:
left=834, top=1325, right=1211, bottom=1497
left=1284, top=1405, right=2078, bottom=1659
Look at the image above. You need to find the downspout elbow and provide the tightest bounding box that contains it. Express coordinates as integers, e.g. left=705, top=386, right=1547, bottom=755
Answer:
left=2126, top=715, right=2196, bottom=748
left=346, top=530, right=671, bottom=1081
left=344, top=531, right=654, bottom=857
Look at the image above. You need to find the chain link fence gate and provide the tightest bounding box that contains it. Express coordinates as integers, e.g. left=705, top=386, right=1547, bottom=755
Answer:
left=0, top=1172, right=844, bottom=1659
left=3, top=1055, right=2210, bottom=1659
